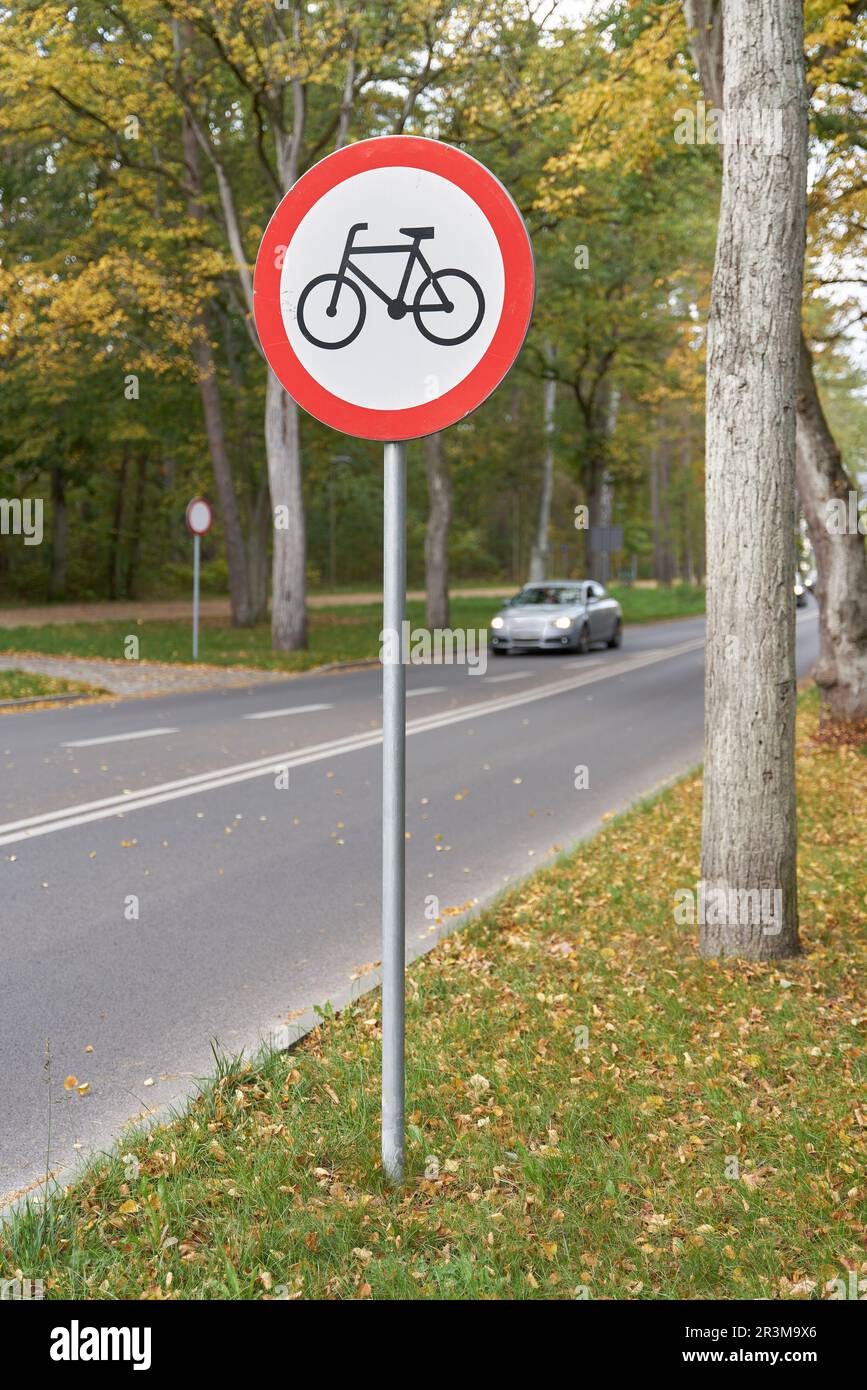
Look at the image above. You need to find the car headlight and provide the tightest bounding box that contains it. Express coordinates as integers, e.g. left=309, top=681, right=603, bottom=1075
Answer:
left=490, top=616, right=505, bottom=630
left=794, top=585, right=804, bottom=595
left=554, top=615, right=573, bottom=630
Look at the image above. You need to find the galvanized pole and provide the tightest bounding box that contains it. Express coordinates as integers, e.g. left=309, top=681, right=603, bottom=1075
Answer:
left=381, top=440, right=406, bottom=1184
left=192, top=532, right=201, bottom=661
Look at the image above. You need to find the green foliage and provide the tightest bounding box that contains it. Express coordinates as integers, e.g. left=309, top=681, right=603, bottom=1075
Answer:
left=0, top=1, right=862, bottom=611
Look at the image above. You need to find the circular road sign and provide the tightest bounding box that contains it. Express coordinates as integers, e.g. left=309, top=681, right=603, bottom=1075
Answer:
left=253, top=136, right=534, bottom=442
left=185, top=496, right=213, bottom=536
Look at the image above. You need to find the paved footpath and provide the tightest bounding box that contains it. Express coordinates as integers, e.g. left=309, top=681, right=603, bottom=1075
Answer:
left=0, top=589, right=511, bottom=697
left=0, top=653, right=288, bottom=697
left=0, top=587, right=514, bottom=629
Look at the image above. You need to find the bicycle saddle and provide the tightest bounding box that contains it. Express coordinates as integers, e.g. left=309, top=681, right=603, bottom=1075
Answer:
left=399, top=226, right=435, bottom=240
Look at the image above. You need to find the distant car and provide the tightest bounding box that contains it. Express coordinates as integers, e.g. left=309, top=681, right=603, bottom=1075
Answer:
left=794, top=576, right=808, bottom=608
left=489, top=580, right=622, bottom=655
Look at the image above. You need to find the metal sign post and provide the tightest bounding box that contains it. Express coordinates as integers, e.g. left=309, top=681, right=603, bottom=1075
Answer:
left=252, top=135, right=534, bottom=1186
left=185, top=496, right=213, bottom=662
left=192, top=532, right=201, bottom=660
left=381, top=441, right=406, bottom=1182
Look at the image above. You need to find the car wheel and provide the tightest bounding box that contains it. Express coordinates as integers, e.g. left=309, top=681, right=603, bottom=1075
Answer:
left=576, top=624, right=590, bottom=655
left=607, top=618, right=622, bottom=649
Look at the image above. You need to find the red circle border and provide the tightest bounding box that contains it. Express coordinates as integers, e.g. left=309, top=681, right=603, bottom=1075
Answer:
left=186, top=496, right=213, bottom=536
left=253, top=137, right=535, bottom=441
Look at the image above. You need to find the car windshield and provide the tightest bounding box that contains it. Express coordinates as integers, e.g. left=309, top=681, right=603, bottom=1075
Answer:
left=511, top=586, right=582, bottom=606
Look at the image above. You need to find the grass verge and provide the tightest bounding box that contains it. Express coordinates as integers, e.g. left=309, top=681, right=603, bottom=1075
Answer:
left=0, top=671, right=105, bottom=702
left=5, top=692, right=858, bottom=1303
left=0, top=587, right=706, bottom=674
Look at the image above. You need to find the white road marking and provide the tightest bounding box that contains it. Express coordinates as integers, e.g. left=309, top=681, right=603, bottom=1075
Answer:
left=62, top=727, right=179, bottom=749
left=405, top=686, right=446, bottom=698
left=0, top=637, right=705, bottom=848
left=483, top=670, right=531, bottom=684
left=563, top=658, right=603, bottom=670
left=243, top=703, right=333, bottom=721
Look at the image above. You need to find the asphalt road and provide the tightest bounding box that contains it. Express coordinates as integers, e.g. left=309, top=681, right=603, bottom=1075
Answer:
left=0, top=608, right=820, bottom=1203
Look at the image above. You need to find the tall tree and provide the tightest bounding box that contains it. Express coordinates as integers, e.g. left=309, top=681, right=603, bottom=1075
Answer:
left=176, top=25, right=259, bottom=626
left=529, top=343, right=556, bottom=581
left=796, top=340, right=867, bottom=721
left=699, top=0, right=806, bottom=958
left=423, top=432, right=451, bottom=629
left=685, top=0, right=867, bottom=723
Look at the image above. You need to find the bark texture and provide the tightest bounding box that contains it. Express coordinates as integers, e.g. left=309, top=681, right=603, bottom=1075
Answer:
left=529, top=349, right=557, bottom=581
left=796, top=336, right=867, bottom=720
left=261, top=9, right=308, bottom=651
left=48, top=465, right=68, bottom=599
left=700, top=0, right=806, bottom=959
left=683, top=0, right=724, bottom=108
left=191, top=308, right=256, bottom=626
left=684, top=0, right=867, bottom=723
left=266, top=366, right=307, bottom=649
left=180, top=90, right=255, bottom=628
left=424, top=432, right=451, bottom=630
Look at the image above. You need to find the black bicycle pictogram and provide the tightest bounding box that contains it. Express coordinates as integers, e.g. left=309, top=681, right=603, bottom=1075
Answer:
left=296, top=223, right=486, bottom=350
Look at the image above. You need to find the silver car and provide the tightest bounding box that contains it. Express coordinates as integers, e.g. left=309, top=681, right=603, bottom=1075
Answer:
left=489, top=580, right=622, bottom=656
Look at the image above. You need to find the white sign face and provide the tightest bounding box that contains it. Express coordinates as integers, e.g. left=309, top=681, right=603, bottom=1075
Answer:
left=280, top=167, right=505, bottom=412
left=254, top=136, right=534, bottom=441
left=186, top=498, right=212, bottom=536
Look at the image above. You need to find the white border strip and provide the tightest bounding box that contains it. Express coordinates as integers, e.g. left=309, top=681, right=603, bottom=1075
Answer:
left=62, top=727, right=179, bottom=748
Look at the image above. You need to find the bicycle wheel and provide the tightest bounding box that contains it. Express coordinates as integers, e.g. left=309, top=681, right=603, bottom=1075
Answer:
left=413, top=269, right=485, bottom=346
left=297, top=273, right=366, bottom=350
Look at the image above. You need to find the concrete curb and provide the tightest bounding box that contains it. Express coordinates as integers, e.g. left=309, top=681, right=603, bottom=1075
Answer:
left=0, top=693, right=103, bottom=710
left=313, top=657, right=381, bottom=674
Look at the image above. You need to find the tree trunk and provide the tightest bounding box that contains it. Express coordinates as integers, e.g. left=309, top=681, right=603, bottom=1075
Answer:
left=585, top=458, right=604, bottom=577
left=108, top=447, right=128, bottom=602
left=651, top=431, right=677, bottom=585
left=221, top=301, right=268, bottom=624
left=684, top=0, right=867, bottom=723
left=680, top=421, right=696, bottom=582
left=529, top=347, right=556, bottom=581
left=180, top=95, right=255, bottom=627
left=266, top=366, right=307, bottom=650
left=424, top=431, right=451, bottom=629
left=247, top=478, right=271, bottom=624
left=191, top=312, right=256, bottom=626
left=48, top=465, right=68, bottom=600
left=262, top=41, right=309, bottom=650
left=796, top=335, right=867, bottom=721
left=125, top=453, right=148, bottom=597
left=700, top=0, right=806, bottom=959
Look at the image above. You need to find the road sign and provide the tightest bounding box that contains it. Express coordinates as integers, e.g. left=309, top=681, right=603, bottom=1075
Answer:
left=186, top=496, right=213, bottom=537
left=185, top=496, right=212, bottom=659
left=589, top=525, right=623, bottom=553
left=254, top=138, right=534, bottom=1185
left=253, top=135, right=534, bottom=441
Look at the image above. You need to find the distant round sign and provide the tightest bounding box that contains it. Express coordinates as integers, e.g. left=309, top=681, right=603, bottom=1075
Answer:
left=186, top=497, right=213, bottom=536
left=253, top=136, right=535, bottom=441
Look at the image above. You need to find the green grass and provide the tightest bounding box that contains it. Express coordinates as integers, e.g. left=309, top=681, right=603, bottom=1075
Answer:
left=0, top=587, right=704, bottom=674
left=3, top=690, right=862, bottom=1301
left=0, top=670, right=104, bottom=702
left=609, top=582, right=705, bottom=623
